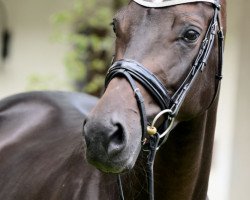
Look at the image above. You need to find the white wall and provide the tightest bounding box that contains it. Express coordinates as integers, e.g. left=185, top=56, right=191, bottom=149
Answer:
left=229, top=0, right=250, bottom=199
left=0, top=0, right=73, bottom=98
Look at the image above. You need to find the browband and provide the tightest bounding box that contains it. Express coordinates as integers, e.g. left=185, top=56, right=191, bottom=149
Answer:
left=133, top=0, right=220, bottom=8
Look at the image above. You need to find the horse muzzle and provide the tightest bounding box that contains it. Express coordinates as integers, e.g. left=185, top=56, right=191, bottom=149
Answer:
left=83, top=109, right=141, bottom=173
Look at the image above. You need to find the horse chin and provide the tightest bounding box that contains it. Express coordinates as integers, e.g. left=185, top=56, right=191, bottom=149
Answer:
left=87, top=158, right=132, bottom=174
left=85, top=144, right=141, bottom=174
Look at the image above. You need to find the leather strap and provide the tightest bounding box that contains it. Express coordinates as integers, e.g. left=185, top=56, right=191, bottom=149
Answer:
left=106, top=60, right=172, bottom=110
left=133, top=0, right=220, bottom=8
left=105, top=68, right=148, bottom=142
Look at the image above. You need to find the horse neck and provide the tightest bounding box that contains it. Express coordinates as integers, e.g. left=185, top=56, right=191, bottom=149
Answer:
left=120, top=99, right=218, bottom=200
left=152, top=100, right=219, bottom=200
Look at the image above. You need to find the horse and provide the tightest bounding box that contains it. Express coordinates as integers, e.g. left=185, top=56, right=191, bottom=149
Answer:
left=83, top=0, right=226, bottom=199
left=0, top=0, right=226, bottom=200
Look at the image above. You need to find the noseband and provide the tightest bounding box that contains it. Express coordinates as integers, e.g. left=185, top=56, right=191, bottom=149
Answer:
left=105, top=1, right=224, bottom=200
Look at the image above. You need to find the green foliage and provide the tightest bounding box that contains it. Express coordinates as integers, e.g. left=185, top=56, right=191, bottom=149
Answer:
left=26, top=73, right=72, bottom=91
left=25, top=0, right=127, bottom=94
left=52, top=0, right=127, bottom=96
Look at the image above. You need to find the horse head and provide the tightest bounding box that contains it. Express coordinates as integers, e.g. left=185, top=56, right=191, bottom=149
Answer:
left=83, top=0, right=226, bottom=190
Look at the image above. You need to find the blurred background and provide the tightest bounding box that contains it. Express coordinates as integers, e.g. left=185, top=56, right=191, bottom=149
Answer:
left=0, top=0, right=249, bottom=199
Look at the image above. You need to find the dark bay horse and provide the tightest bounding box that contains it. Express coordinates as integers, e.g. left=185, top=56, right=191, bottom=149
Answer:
left=0, top=0, right=226, bottom=200
left=84, top=0, right=226, bottom=199
left=0, top=91, right=124, bottom=199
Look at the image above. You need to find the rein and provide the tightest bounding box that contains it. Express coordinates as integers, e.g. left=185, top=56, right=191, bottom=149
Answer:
left=105, top=1, right=224, bottom=199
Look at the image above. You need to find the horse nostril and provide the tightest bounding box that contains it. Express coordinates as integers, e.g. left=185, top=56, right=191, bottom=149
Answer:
left=83, top=118, right=127, bottom=156
left=107, top=123, right=126, bottom=155
left=83, top=118, right=92, bottom=148
left=110, top=123, right=125, bottom=145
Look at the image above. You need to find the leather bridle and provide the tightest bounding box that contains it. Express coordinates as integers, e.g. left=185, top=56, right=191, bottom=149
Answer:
left=105, top=1, right=224, bottom=199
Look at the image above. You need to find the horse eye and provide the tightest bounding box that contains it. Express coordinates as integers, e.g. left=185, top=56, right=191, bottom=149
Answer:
left=182, top=30, right=200, bottom=43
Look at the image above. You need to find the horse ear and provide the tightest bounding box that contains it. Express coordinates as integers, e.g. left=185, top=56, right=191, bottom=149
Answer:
left=1, top=29, right=11, bottom=60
